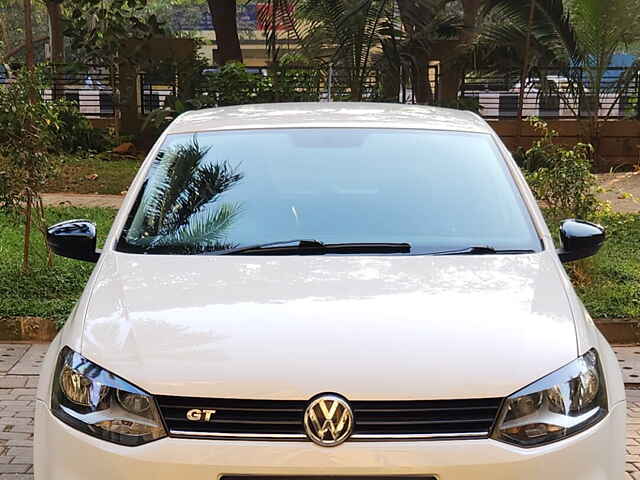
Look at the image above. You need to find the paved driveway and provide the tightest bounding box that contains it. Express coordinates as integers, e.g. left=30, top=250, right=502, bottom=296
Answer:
left=1, top=343, right=639, bottom=479
left=0, top=344, right=46, bottom=478
left=598, top=172, right=640, bottom=214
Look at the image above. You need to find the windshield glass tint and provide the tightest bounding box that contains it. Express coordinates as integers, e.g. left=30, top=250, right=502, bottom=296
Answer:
left=117, top=128, right=540, bottom=255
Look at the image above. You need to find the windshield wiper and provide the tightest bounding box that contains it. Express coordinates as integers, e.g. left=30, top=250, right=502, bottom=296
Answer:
left=431, top=246, right=536, bottom=256
left=210, top=239, right=411, bottom=256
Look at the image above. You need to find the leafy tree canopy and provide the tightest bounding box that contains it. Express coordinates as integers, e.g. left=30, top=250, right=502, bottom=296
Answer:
left=0, top=0, right=49, bottom=63
left=62, top=0, right=166, bottom=65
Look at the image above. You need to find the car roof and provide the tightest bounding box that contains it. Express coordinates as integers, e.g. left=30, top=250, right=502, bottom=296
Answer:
left=166, top=102, right=493, bottom=135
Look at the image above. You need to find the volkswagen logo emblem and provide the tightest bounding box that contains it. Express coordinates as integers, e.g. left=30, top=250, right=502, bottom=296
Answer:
left=304, top=394, right=353, bottom=447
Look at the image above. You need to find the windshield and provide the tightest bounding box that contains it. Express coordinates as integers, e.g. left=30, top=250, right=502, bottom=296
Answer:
left=117, top=128, right=541, bottom=255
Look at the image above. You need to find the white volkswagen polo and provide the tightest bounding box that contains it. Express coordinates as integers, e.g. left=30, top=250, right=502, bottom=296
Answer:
left=35, top=103, right=625, bottom=479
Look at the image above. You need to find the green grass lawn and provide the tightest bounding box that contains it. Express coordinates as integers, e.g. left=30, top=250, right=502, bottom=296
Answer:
left=0, top=207, right=117, bottom=325
left=44, top=154, right=142, bottom=195
left=0, top=207, right=638, bottom=325
left=573, top=213, right=640, bottom=319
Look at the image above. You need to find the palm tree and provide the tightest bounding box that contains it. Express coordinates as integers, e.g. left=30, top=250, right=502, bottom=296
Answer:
left=260, top=0, right=393, bottom=101
left=472, top=0, right=579, bottom=74
left=260, top=0, right=463, bottom=103
left=567, top=0, right=640, bottom=111
left=127, top=139, right=244, bottom=253
left=474, top=0, right=640, bottom=164
left=567, top=0, right=640, bottom=162
left=389, top=0, right=461, bottom=104
left=475, top=0, right=640, bottom=103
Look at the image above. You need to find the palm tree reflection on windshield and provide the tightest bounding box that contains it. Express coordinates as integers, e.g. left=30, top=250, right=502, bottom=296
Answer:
left=128, top=139, right=244, bottom=253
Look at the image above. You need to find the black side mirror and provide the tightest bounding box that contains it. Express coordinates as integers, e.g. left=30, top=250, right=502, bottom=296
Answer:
left=557, top=219, right=605, bottom=263
left=47, top=220, right=100, bottom=263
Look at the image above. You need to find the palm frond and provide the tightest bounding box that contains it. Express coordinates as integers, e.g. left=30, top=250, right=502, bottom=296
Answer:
left=259, top=0, right=395, bottom=99
left=161, top=159, right=244, bottom=234
left=258, top=0, right=307, bottom=62
left=151, top=202, right=243, bottom=251
left=474, top=0, right=578, bottom=71
left=143, top=140, right=211, bottom=236
left=535, top=0, right=581, bottom=62
left=127, top=138, right=245, bottom=250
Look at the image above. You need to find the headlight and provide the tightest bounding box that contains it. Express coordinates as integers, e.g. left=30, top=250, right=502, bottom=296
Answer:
left=52, top=347, right=166, bottom=446
left=492, top=348, right=607, bottom=447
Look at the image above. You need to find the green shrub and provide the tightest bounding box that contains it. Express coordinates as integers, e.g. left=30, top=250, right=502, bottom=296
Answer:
left=271, top=54, right=323, bottom=102
left=520, top=118, right=602, bottom=223
left=203, top=61, right=322, bottom=106
left=142, top=61, right=323, bottom=134
left=0, top=68, right=113, bottom=156
left=624, top=96, right=639, bottom=119
left=0, top=66, right=62, bottom=270
left=54, top=101, right=114, bottom=153
left=204, top=62, right=272, bottom=106
left=0, top=67, right=60, bottom=209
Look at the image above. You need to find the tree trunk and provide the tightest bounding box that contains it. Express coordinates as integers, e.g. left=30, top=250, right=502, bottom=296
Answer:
left=516, top=0, right=536, bottom=145
left=208, top=0, right=243, bottom=65
left=24, top=0, right=34, bottom=68
left=395, top=0, right=414, bottom=37
left=438, top=0, right=481, bottom=104
left=413, top=58, right=430, bottom=104
left=381, top=62, right=400, bottom=102
left=0, top=13, right=8, bottom=61
left=46, top=1, right=64, bottom=64
left=461, top=0, right=481, bottom=39
left=396, top=0, right=438, bottom=104
left=22, top=192, right=32, bottom=273
left=22, top=0, right=35, bottom=273
left=46, top=1, right=64, bottom=100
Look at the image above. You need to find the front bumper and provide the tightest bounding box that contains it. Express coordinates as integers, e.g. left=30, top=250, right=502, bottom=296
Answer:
left=35, top=400, right=625, bottom=480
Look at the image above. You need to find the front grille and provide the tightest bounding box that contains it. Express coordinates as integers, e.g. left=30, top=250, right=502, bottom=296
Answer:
left=156, top=395, right=502, bottom=441
left=157, top=397, right=307, bottom=437
left=349, top=398, right=501, bottom=437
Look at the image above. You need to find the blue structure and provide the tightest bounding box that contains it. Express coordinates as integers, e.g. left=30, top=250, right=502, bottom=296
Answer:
left=578, top=53, right=638, bottom=87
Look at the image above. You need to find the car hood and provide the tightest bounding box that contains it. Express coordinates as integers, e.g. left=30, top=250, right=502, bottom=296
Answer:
left=79, top=252, right=577, bottom=400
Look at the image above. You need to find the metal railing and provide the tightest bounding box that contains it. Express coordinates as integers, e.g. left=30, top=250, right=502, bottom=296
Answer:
left=461, top=67, right=640, bottom=120
left=38, top=64, right=640, bottom=121
left=44, top=69, right=117, bottom=119
left=319, top=63, right=438, bottom=103
left=139, top=73, right=178, bottom=115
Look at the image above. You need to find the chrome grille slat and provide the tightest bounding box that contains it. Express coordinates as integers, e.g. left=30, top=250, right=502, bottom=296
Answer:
left=353, top=406, right=499, bottom=413
left=155, top=395, right=502, bottom=441
left=355, top=418, right=496, bottom=426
